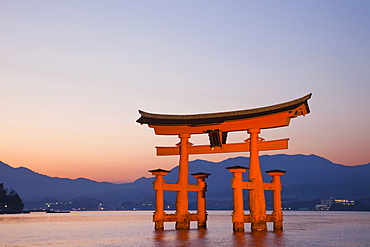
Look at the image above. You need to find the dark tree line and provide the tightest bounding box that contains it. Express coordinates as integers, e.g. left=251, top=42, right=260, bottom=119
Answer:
left=0, top=183, right=24, bottom=212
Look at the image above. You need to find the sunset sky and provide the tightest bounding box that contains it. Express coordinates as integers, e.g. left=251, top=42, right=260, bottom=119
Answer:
left=1, top=1, right=370, bottom=183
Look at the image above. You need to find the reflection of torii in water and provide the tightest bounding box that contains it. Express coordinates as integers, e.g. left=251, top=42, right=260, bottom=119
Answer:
left=137, top=93, right=312, bottom=232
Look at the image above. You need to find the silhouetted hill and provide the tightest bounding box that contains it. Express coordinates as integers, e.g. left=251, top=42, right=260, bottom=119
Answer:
left=0, top=161, right=127, bottom=201
left=1, top=154, right=369, bottom=205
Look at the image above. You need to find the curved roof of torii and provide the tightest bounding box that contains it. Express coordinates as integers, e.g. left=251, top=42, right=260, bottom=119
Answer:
left=137, top=93, right=312, bottom=127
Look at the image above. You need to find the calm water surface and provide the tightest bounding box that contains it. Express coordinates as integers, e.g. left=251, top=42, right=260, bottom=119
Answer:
left=1, top=211, right=369, bottom=246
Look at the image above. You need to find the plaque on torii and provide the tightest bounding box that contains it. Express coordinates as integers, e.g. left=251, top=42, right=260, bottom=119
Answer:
left=137, top=93, right=311, bottom=231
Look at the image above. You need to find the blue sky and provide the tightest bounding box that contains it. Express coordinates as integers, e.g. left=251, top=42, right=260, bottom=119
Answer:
left=1, top=1, right=370, bottom=182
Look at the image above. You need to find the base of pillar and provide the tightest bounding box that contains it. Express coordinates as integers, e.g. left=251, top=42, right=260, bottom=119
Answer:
left=251, top=222, right=267, bottom=232
left=197, top=222, right=207, bottom=229
left=233, top=222, right=245, bottom=232
left=175, top=221, right=190, bottom=230
left=154, top=221, right=164, bottom=231
left=273, top=221, right=283, bottom=231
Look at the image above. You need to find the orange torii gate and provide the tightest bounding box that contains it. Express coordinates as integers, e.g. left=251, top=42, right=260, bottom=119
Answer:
left=137, top=93, right=311, bottom=231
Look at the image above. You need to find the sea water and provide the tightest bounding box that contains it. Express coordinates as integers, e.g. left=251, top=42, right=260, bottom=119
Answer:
left=1, top=211, right=370, bottom=246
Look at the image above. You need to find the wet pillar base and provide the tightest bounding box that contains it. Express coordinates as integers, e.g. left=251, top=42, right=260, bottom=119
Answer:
left=274, top=221, right=283, bottom=231
left=154, top=221, right=164, bottom=231
left=233, top=222, right=245, bottom=232
left=251, top=222, right=268, bottom=232
left=175, top=214, right=190, bottom=230
left=175, top=221, right=190, bottom=230
left=198, top=221, right=207, bottom=229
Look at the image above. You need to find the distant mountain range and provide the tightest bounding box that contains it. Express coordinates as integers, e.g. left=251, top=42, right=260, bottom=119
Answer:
left=1, top=154, right=370, bottom=206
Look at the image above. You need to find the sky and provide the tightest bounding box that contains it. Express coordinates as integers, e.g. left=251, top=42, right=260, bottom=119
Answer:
left=1, top=1, right=370, bottom=183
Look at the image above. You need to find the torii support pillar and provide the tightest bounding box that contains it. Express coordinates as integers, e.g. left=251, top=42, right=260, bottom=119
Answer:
left=226, top=166, right=249, bottom=232
left=191, top=172, right=211, bottom=229
left=266, top=169, right=286, bottom=231
left=149, top=168, right=170, bottom=230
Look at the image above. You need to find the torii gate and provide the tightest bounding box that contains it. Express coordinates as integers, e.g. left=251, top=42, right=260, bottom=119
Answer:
left=137, top=93, right=311, bottom=231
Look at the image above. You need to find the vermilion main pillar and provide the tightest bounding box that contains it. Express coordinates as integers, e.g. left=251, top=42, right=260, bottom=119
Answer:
left=248, top=128, right=267, bottom=231
left=176, top=133, right=191, bottom=229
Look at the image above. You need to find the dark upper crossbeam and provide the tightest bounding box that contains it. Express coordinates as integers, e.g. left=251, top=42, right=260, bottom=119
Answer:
left=137, top=93, right=311, bottom=126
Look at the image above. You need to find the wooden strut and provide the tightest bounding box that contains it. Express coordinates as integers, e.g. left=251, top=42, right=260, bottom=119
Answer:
left=156, top=138, right=289, bottom=156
